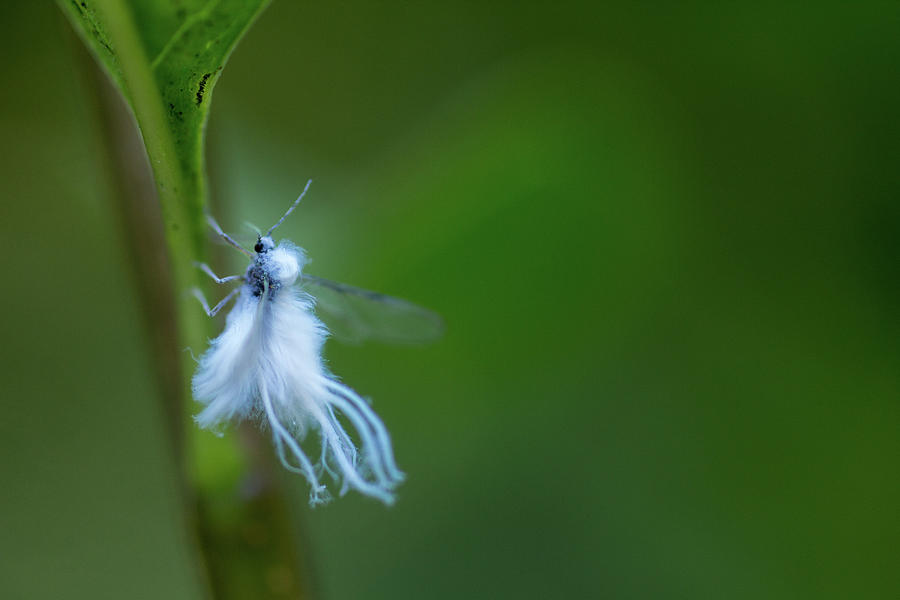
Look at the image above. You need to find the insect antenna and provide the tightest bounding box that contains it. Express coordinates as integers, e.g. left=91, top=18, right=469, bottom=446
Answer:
left=266, top=179, right=312, bottom=237
left=243, top=221, right=262, bottom=236
left=207, top=214, right=253, bottom=257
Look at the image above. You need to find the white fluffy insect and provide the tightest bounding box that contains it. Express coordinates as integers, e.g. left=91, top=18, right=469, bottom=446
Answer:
left=191, top=181, right=441, bottom=505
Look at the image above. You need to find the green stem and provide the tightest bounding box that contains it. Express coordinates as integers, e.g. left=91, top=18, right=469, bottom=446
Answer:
left=91, top=0, right=205, bottom=348
left=64, top=1, right=312, bottom=597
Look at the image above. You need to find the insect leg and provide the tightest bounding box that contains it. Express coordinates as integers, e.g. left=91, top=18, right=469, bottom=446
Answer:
left=191, top=287, right=240, bottom=317
left=193, top=262, right=244, bottom=284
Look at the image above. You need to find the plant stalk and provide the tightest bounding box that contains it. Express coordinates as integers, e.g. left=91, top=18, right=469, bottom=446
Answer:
left=65, top=1, right=312, bottom=597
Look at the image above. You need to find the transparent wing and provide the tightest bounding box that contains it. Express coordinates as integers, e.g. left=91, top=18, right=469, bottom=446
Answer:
left=300, top=274, right=444, bottom=345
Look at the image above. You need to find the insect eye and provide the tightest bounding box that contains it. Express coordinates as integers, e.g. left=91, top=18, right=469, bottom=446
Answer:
left=254, top=241, right=264, bottom=253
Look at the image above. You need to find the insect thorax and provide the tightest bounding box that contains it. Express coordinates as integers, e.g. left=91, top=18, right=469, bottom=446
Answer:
left=246, top=261, right=280, bottom=297
left=245, top=244, right=303, bottom=297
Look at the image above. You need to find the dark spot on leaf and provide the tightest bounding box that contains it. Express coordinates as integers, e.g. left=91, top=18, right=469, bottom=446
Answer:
left=167, top=103, right=184, bottom=121
left=196, top=73, right=211, bottom=105
left=90, top=27, right=114, bottom=54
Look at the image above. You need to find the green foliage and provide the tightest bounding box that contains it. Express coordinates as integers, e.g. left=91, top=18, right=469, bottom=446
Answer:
left=55, top=3, right=305, bottom=598
left=58, top=0, right=270, bottom=302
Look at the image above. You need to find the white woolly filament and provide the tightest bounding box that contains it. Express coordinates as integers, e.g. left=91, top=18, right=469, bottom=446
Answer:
left=260, top=379, right=328, bottom=505
left=328, top=382, right=405, bottom=483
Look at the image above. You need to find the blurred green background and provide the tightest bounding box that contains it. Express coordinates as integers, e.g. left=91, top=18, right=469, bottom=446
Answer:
left=1, top=2, right=898, bottom=599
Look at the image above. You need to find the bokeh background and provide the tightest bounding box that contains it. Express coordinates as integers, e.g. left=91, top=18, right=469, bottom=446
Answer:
left=2, top=2, right=898, bottom=599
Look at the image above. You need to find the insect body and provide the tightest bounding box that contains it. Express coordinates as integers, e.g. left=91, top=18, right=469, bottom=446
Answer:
left=191, top=181, right=440, bottom=505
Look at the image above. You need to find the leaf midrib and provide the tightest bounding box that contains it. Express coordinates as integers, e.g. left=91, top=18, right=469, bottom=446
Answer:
left=149, top=0, right=223, bottom=71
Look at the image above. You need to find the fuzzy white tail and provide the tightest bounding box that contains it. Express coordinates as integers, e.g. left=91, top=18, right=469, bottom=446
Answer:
left=260, top=376, right=404, bottom=505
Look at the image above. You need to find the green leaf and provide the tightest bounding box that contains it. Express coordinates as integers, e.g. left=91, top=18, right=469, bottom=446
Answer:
left=56, top=3, right=314, bottom=598
left=58, top=0, right=269, bottom=310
